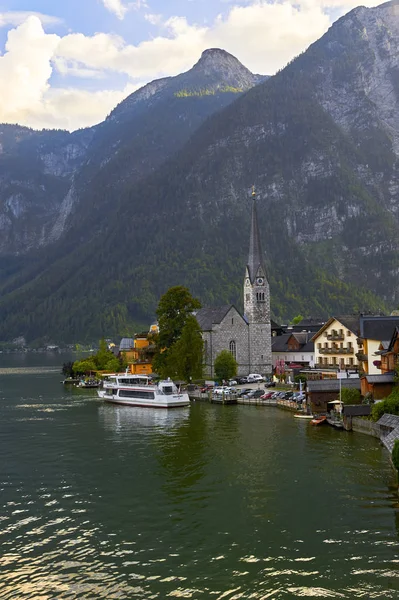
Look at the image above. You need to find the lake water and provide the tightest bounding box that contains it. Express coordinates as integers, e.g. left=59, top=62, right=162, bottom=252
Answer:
left=0, top=354, right=398, bottom=599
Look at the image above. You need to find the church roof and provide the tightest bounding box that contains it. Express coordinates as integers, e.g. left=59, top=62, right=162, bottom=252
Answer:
left=247, top=197, right=266, bottom=283
left=195, top=305, right=235, bottom=331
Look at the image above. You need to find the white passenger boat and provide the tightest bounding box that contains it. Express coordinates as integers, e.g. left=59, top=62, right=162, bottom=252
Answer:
left=98, top=374, right=190, bottom=408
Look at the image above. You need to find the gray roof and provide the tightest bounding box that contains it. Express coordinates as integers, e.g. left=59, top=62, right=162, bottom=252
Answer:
left=307, top=378, right=360, bottom=392
left=272, top=332, right=314, bottom=353
left=342, top=405, right=371, bottom=417
left=195, top=305, right=235, bottom=331
left=362, top=374, right=395, bottom=384
left=377, top=413, right=399, bottom=428
left=360, top=316, right=399, bottom=341
left=335, top=315, right=361, bottom=336
left=247, top=197, right=267, bottom=283
left=119, top=337, right=134, bottom=350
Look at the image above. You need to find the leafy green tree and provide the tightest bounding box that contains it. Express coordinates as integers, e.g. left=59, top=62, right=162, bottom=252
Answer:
left=96, top=338, right=114, bottom=370
left=73, top=358, right=97, bottom=375
left=392, top=440, right=399, bottom=473
left=166, top=315, right=203, bottom=382
left=340, top=387, right=361, bottom=405
left=292, top=315, right=304, bottom=325
left=214, top=350, right=237, bottom=382
left=153, top=286, right=201, bottom=376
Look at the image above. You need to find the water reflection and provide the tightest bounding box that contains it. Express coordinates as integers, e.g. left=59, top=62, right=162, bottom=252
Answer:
left=98, top=404, right=189, bottom=436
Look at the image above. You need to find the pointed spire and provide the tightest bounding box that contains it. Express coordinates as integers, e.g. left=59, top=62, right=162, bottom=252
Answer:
left=247, top=188, right=265, bottom=283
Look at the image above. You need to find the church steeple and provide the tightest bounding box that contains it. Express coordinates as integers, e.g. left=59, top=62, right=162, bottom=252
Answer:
left=243, top=187, right=272, bottom=374
left=247, top=187, right=266, bottom=283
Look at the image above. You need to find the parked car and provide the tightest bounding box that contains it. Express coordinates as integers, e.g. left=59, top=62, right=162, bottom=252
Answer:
left=243, top=389, right=264, bottom=399
left=236, top=376, right=248, bottom=384
left=200, top=384, right=214, bottom=393
left=260, top=391, right=274, bottom=399
left=228, top=379, right=238, bottom=386
left=213, top=386, right=236, bottom=396
left=238, top=388, right=252, bottom=397
left=264, top=380, right=276, bottom=387
left=247, top=373, right=264, bottom=383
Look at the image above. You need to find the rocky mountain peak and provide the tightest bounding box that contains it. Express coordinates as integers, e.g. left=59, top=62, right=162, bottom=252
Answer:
left=189, top=47, right=258, bottom=87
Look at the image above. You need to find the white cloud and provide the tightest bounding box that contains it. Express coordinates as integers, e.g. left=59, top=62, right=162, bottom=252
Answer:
left=55, top=2, right=332, bottom=80
left=101, top=0, right=149, bottom=20
left=144, top=13, right=163, bottom=26
left=101, top=0, right=128, bottom=20
left=0, top=11, right=62, bottom=28
left=0, top=0, right=384, bottom=131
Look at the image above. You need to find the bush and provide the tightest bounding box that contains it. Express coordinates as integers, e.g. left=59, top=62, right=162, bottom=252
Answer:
left=392, top=440, right=399, bottom=473
left=340, top=387, right=361, bottom=405
left=371, top=387, right=399, bottom=421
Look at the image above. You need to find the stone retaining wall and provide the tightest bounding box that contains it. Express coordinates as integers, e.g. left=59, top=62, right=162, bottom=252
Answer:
left=351, top=417, right=381, bottom=438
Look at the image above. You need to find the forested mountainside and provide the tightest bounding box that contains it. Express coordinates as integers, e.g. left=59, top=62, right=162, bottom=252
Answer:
left=0, top=49, right=261, bottom=256
left=0, top=1, right=399, bottom=343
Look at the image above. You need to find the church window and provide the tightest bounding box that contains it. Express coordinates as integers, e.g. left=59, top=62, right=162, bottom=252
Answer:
left=229, top=340, right=236, bottom=360
left=231, top=317, right=234, bottom=325
left=204, top=340, right=208, bottom=361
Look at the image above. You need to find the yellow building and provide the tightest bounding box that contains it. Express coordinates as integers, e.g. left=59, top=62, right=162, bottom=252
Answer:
left=119, top=324, right=158, bottom=376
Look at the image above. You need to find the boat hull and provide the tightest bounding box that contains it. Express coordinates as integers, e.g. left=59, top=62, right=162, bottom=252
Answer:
left=103, top=397, right=190, bottom=408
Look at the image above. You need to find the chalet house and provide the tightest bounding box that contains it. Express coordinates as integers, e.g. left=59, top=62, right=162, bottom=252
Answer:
left=312, top=316, right=361, bottom=371
left=356, top=316, right=399, bottom=375
left=360, top=325, right=399, bottom=399
left=380, top=326, right=399, bottom=374
left=272, top=332, right=314, bottom=369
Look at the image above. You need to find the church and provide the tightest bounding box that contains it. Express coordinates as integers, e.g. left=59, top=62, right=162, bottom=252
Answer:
left=195, top=190, right=272, bottom=377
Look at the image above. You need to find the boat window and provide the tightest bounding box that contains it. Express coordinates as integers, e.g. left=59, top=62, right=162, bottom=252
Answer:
left=119, top=390, right=155, bottom=399
left=162, top=386, right=174, bottom=395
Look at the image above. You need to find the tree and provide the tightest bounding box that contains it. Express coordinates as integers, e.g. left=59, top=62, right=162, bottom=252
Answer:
left=62, top=361, right=74, bottom=378
left=167, top=315, right=203, bottom=382
left=214, top=350, right=237, bottom=382
left=153, top=286, right=201, bottom=376
left=292, top=314, right=304, bottom=325
left=340, top=387, right=361, bottom=405
left=73, top=358, right=97, bottom=375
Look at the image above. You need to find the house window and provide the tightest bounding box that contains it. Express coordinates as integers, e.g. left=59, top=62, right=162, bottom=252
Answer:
left=231, top=317, right=234, bottom=325
left=347, top=331, right=351, bottom=336
left=349, top=357, right=354, bottom=366
left=229, top=340, right=236, bottom=361
left=317, top=343, right=321, bottom=349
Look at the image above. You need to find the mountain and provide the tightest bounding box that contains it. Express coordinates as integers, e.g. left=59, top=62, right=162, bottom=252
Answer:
left=0, top=2, right=399, bottom=343
left=0, top=49, right=263, bottom=256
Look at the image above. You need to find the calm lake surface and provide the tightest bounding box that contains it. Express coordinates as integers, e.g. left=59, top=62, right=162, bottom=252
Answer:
left=0, top=354, right=398, bottom=599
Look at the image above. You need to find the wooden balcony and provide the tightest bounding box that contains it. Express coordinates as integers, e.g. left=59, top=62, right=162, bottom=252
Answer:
left=319, top=347, right=354, bottom=355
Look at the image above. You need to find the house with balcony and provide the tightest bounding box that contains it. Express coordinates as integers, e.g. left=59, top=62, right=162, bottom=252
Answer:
left=312, top=316, right=361, bottom=371
left=356, top=315, right=399, bottom=375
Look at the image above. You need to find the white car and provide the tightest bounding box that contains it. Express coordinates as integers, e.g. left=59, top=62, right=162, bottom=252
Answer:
left=247, top=373, right=264, bottom=383
left=213, top=386, right=235, bottom=396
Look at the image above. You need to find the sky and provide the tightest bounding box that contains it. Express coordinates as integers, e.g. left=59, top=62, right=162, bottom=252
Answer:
left=0, top=0, right=382, bottom=131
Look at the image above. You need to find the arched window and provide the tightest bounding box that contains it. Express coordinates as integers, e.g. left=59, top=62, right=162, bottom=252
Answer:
left=229, top=340, right=236, bottom=361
